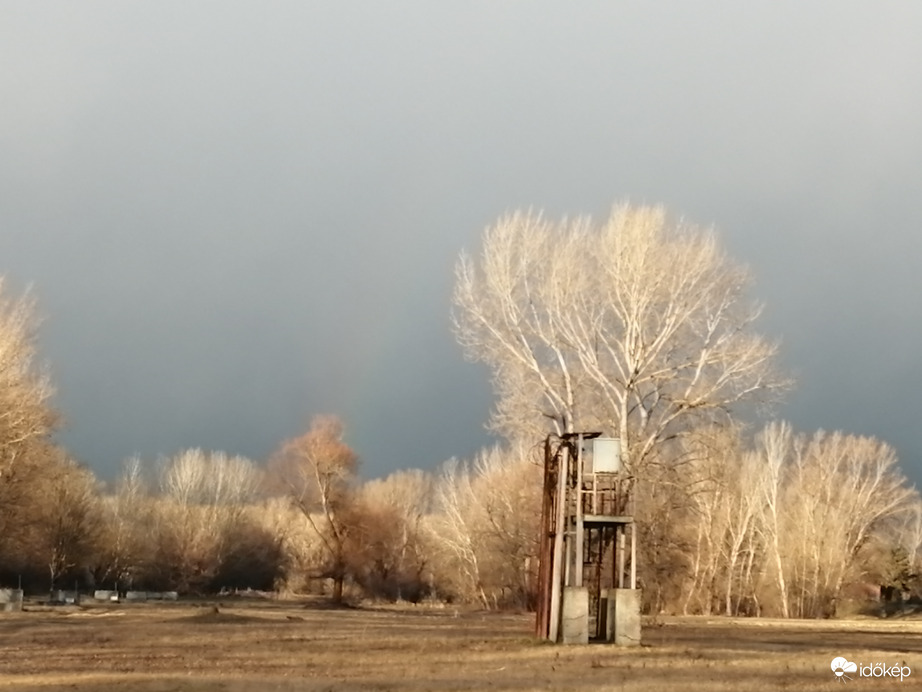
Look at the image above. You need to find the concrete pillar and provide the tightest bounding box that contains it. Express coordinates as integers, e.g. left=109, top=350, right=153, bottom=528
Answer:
left=611, top=588, right=642, bottom=646
left=560, top=586, right=589, bottom=644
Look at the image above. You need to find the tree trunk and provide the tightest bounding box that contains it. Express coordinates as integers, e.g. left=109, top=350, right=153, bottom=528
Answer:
left=332, top=575, right=344, bottom=604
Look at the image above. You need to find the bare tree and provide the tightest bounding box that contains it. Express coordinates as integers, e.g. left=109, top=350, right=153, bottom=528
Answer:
left=3, top=445, right=104, bottom=591
left=160, top=448, right=258, bottom=515
left=747, top=424, right=916, bottom=617
left=154, top=448, right=260, bottom=591
left=454, top=204, right=790, bottom=473
left=0, top=280, right=55, bottom=486
left=720, top=450, right=763, bottom=616
left=800, top=431, right=915, bottom=616
left=434, top=444, right=542, bottom=608
left=269, top=415, right=359, bottom=603
left=472, top=444, right=543, bottom=607
left=679, top=424, right=764, bottom=616
left=435, top=457, right=487, bottom=605
left=94, top=456, right=150, bottom=589
left=754, top=421, right=792, bottom=617
left=896, top=501, right=922, bottom=580
left=357, top=469, right=435, bottom=600
left=254, top=496, right=324, bottom=594
left=0, top=281, right=62, bottom=584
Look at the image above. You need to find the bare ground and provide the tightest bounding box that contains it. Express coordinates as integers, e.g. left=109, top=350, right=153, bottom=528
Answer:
left=1, top=599, right=920, bottom=691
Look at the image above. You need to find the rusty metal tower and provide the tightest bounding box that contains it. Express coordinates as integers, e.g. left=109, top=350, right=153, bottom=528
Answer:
left=535, top=432, right=641, bottom=645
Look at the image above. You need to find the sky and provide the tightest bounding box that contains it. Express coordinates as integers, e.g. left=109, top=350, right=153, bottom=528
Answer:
left=1, top=2, right=921, bottom=484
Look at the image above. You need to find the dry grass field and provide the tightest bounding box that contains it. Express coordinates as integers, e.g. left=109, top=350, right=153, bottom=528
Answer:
left=1, top=599, right=921, bottom=691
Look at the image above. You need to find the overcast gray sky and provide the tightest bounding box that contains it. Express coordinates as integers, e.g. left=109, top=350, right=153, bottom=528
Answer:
left=2, top=2, right=920, bottom=483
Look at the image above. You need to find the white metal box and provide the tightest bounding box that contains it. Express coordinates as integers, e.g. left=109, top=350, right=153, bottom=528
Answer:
left=590, top=437, right=621, bottom=473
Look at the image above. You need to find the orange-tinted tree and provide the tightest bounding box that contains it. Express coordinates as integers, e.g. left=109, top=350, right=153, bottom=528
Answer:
left=270, top=415, right=359, bottom=603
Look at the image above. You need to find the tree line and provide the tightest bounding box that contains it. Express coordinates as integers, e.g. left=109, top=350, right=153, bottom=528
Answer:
left=1, top=203, right=919, bottom=616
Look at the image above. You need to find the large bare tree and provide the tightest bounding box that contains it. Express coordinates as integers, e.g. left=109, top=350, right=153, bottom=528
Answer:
left=0, top=281, right=58, bottom=576
left=454, top=204, right=790, bottom=472
left=0, top=280, right=55, bottom=482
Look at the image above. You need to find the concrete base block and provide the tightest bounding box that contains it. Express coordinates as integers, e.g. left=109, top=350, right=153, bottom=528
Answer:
left=560, top=587, right=589, bottom=645
left=611, top=588, right=642, bottom=646
left=0, top=588, right=23, bottom=612
left=51, top=590, right=79, bottom=604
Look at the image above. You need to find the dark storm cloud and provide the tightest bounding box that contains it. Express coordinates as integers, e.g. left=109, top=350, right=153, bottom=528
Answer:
left=1, top=2, right=920, bottom=481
